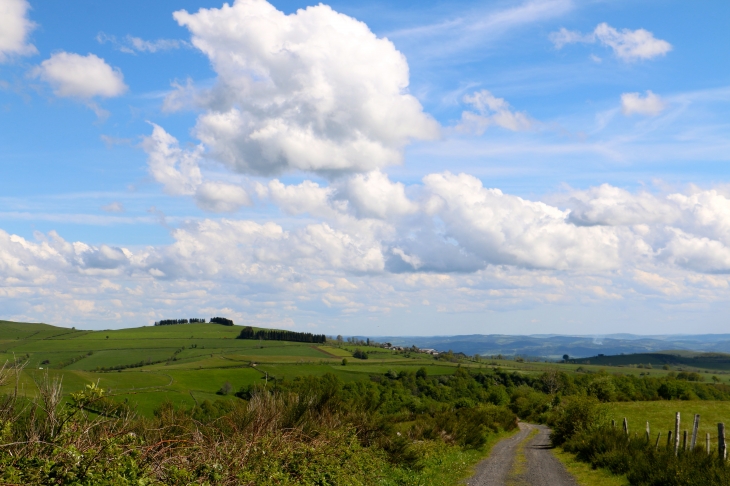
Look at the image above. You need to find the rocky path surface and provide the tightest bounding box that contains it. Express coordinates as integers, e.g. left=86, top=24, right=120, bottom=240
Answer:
left=467, top=423, right=579, bottom=486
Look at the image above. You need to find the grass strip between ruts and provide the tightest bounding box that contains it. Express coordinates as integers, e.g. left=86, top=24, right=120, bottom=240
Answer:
left=506, top=426, right=540, bottom=486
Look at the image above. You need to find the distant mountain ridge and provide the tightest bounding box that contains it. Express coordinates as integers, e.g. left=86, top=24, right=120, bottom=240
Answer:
left=364, top=333, right=730, bottom=360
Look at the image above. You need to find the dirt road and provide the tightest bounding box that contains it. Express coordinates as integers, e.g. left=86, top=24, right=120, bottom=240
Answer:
left=467, top=423, right=579, bottom=486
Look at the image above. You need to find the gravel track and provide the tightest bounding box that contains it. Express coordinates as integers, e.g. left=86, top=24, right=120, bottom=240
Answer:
left=466, top=423, right=532, bottom=486
left=467, top=423, right=578, bottom=486
left=522, top=424, right=579, bottom=486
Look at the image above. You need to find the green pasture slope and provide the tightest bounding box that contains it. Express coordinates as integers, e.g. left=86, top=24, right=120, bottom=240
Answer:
left=572, top=351, right=730, bottom=371
left=0, top=320, right=467, bottom=416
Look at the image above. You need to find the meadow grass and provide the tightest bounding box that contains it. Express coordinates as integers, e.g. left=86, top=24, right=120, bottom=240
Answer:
left=63, top=348, right=178, bottom=370
left=165, top=367, right=263, bottom=394
left=317, top=345, right=352, bottom=357
left=608, top=400, right=730, bottom=444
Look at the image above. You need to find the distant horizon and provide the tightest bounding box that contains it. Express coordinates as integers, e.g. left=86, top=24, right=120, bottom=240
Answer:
left=8, top=317, right=730, bottom=340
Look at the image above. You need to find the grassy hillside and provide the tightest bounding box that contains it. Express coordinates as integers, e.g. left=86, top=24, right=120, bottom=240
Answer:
left=0, top=320, right=470, bottom=416
left=572, top=352, right=730, bottom=371
left=5, top=319, right=730, bottom=484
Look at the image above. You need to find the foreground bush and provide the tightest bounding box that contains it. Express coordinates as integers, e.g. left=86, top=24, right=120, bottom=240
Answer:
left=0, top=362, right=517, bottom=485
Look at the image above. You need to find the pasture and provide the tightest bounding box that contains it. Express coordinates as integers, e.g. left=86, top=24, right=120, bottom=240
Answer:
left=609, top=400, right=730, bottom=446
left=0, top=320, right=472, bottom=416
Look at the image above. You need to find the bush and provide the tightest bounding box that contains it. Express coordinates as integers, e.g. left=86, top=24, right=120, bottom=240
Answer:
left=564, top=426, right=730, bottom=486
left=353, top=349, right=368, bottom=359
left=549, top=395, right=608, bottom=446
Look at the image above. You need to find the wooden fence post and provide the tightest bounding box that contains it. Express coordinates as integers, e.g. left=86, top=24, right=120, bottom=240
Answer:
left=683, top=430, right=688, bottom=451
left=612, top=419, right=616, bottom=429
left=719, top=423, right=726, bottom=460
left=646, top=421, right=650, bottom=442
left=691, top=414, right=700, bottom=451
left=655, top=432, right=661, bottom=450
left=623, top=417, right=629, bottom=436
left=707, top=433, right=711, bottom=455
left=674, top=413, right=681, bottom=456
left=667, top=430, right=673, bottom=448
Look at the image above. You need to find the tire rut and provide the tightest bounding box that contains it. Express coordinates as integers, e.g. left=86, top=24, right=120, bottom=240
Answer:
left=467, top=423, right=578, bottom=486
left=466, top=423, right=532, bottom=486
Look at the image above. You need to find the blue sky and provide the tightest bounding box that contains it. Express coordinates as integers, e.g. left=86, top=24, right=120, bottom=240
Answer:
left=1, top=0, right=729, bottom=335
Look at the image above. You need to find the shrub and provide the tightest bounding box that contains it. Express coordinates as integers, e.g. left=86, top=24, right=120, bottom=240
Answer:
left=563, top=425, right=730, bottom=486
left=549, top=395, right=608, bottom=446
left=353, top=349, right=368, bottom=359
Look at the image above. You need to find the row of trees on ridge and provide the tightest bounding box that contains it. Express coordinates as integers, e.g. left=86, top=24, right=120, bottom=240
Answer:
left=237, top=326, right=326, bottom=343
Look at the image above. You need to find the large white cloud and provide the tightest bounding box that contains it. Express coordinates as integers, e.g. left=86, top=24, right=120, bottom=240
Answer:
left=34, top=52, right=127, bottom=98
left=170, top=0, right=439, bottom=175
left=0, top=0, right=37, bottom=62
left=550, top=23, right=672, bottom=62
left=420, top=172, right=626, bottom=270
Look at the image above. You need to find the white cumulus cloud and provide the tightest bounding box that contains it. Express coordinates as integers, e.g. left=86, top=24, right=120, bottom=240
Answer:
left=170, top=0, right=439, bottom=176
left=420, top=172, right=626, bottom=271
left=457, top=90, right=533, bottom=133
left=337, top=171, right=417, bottom=219
left=621, top=90, right=666, bottom=116
left=550, top=23, right=672, bottom=62
left=0, top=0, right=37, bottom=62
left=34, top=52, right=127, bottom=98
left=142, top=124, right=252, bottom=213
left=142, top=124, right=202, bottom=196
left=566, top=184, right=677, bottom=226
left=194, top=181, right=252, bottom=213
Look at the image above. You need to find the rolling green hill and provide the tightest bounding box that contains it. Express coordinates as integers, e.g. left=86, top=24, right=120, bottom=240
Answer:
left=571, top=351, right=730, bottom=371
left=0, top=320, right=463, bottom=416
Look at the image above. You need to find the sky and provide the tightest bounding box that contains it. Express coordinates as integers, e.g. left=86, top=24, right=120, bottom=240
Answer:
left=1, top=0, right=730, bottom=335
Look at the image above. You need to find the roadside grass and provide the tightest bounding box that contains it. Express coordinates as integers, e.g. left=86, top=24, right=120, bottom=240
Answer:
left=609, top=400, right=730, bottom=443
left=551, top=447, right=629, bottom=486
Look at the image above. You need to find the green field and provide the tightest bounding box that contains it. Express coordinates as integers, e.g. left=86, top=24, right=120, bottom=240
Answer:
left=572, top=352, right=730, bottom=372
left=0, top=320, right=474, bottom=415
left=609, top=400, right=730, bottom=445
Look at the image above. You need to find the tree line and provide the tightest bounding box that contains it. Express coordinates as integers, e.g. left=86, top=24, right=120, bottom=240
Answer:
left=154, top=318, right=206, bottom=326
left=237, top=326, right=326, bottom=343
left=153, top=317, right=230, bottom=326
